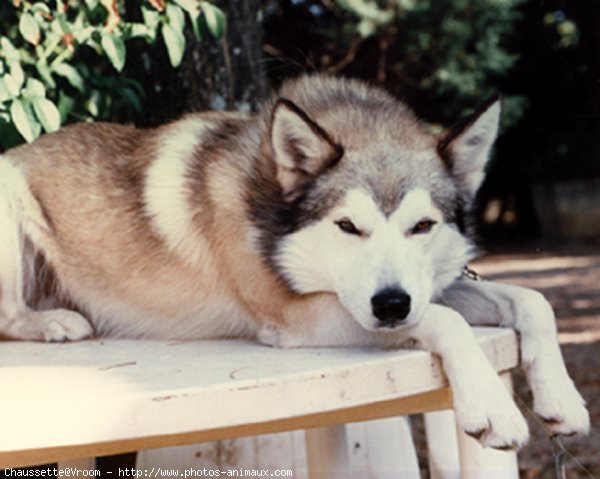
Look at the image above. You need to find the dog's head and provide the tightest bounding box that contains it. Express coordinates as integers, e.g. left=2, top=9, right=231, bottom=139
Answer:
left=252, top=76, right=500, bottom=331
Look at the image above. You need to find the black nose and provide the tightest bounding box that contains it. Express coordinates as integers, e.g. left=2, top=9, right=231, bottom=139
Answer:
left=371, top=288, right=411, bottom=326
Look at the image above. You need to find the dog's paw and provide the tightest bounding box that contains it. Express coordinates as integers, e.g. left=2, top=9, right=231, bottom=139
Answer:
left=533, top=382, right=590, bottom=436
left=257, top=324, right=282, bottom=347
left=457, top=403, right=529, bottom=451
left=257, top=324, right=305, bottom=348
left=39, top=309, right=94, bottom=342
left=456, top=390, right=529, bottom=450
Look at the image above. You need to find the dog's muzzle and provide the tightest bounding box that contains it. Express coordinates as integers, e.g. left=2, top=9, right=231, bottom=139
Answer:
left=371, top=288, right=411, bottom=328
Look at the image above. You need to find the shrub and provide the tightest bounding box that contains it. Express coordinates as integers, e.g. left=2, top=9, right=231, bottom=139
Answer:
left=0, top=0, right=225, bottom=149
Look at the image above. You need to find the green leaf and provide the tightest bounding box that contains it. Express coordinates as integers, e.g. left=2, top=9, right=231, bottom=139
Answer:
left=161, top=23, right=186, bottom=68
left=19, top=12, right=41, bottom=45
left=166, top=3, right=186, bottom=32
left=73, top=25, right=95, bottom=44
left=0, top=38, right=20, bottom=62
left=101, top=33, right=126, bottom=72
left=129, top=23, right=152, bottom=39
left=23, top=78, right=46, bottom=99
left=31, top=97, right=61, bottom=133
left=53, top=63, right=85, bottom=92
left=192, top=15, right=205, bottom=41
left=10, top=98, right=41, bottom=142
left=174, top=0, right=200, bottom=15
left=0, top=79, right=11, bottom=103
left=120, top=87, right=142, bottom=112
left=31, top=3, right=52, bottom=15
left=200, top=2, right=226, bottom=38
left=192, top=15, right=206, bottom=41
left=56, top=12, right=73, bottom=36
left=57, top=91, right=75, bottom=123
left=85, top=90, right=102, bottom=117
left=3, top=75, right=22, bottom=98
left=36, top=63, right=57, bottom=89
left=141, top=7, right=161, bottom=31
left=9, top=62, right=25, bottom=91
left=4, top=62, right=25, bottom=98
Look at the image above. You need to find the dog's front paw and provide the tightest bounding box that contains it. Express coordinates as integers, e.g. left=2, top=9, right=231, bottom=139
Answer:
left=257, top=324, right=283, bottom=347
left=39, top=309, right=94, bottom=342
left=533, top=381, right=590, bottom=436
left=455, top=389, right=529, bottom=450
left=459, top=403, right=529, bottom=450
left=257, top=324, right=306, bottom=348
left=257, top=324, right=297, bottom=348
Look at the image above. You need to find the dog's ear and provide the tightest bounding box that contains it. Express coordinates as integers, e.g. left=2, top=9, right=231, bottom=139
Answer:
left=437, top=96, right=501, bottom=197
left=270, top=98, right=343, bottom=200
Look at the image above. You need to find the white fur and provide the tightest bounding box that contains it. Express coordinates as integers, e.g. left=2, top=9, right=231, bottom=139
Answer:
left=276, top=187, right=469, bottom=330
left=0, top=157, right=92, bottom=341
left=412, top=304, right=529, bottom=449
left=0, top=159, right=27, bottom=319
left=451, top=101, right=501, bottom=196
left=144, top=117, right=210, bottom=266
left=439, top=279, right=590, bottom=436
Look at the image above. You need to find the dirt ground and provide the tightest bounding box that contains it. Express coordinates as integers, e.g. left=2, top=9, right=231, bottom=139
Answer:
left=472, top=244, right=600, bottom=478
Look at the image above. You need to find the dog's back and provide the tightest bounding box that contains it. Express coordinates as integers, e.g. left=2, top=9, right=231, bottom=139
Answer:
left=1, top=113, right=258, bottom=339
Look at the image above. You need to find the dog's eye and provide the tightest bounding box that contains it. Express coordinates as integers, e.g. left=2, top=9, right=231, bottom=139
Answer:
left=335, top=218, right=362, bottom=236
left=411, top=219, right=437, bottom=235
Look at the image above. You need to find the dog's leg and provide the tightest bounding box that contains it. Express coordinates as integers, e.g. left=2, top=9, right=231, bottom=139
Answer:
left=397, top=304, right=529, bottom=450
left=438, top=277, right=590, bottom=437
left=0, top=160, right=93, bottom=342
left=259, top=296, right=529, bottom=449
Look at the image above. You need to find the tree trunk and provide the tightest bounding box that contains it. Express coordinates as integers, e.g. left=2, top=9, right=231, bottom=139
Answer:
left=186, top=0, right=267, bottom=113
left=130, top=0, right=267, bottom=127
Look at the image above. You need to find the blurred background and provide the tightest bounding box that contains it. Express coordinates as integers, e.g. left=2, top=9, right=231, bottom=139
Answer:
left=0, top=1, right=598, bottom=477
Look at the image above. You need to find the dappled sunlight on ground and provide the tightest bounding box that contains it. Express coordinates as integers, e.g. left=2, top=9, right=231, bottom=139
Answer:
left=475, top=249, right=600, bottom=341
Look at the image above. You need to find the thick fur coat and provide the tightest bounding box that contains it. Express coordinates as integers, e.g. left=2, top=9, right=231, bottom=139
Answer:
left=0, top=76, right=589, bottom=449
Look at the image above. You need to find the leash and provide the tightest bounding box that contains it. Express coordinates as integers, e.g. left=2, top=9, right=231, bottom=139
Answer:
left=551, top=435, right=568, bottom=479
left=462, top=264, right=483, bottom=281
left=512, top=394, right=597, bottom=479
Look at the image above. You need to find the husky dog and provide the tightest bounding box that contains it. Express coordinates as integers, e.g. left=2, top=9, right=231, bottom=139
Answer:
left=0, top=75, right=589, bottom=449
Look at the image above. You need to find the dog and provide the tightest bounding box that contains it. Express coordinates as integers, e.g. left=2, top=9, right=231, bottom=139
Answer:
left=0, top=75, right=589, bottom=450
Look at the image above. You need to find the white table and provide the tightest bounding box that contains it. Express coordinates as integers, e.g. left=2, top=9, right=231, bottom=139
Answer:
left=0, top=327, right=520, bottom=477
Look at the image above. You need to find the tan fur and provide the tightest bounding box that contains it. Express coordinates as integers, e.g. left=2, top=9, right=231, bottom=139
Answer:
left=1, top=108, right=322, bottom=338
left=6, top=126, right=198, bottom=331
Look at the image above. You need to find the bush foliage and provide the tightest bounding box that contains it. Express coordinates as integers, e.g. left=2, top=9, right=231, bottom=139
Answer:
left=264, top=0, right=526, bottom=129
left=0, top=0, right=225, bottom=149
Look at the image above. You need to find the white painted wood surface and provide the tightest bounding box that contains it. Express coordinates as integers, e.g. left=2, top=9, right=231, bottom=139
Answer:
left=306, top=425, right=351, bottom=479
left=0, top=327, right=519, bottom=469
left=348, top=417, right=420, bottom=479
left=138, top=418, right=421, bottom=478
left=425, top=410, right=461, bottom=479
left=137, top=432, right=308, bottom=478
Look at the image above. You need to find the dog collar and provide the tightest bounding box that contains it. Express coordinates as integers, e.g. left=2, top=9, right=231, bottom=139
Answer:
left=462, top=265, right=483, bottom=281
